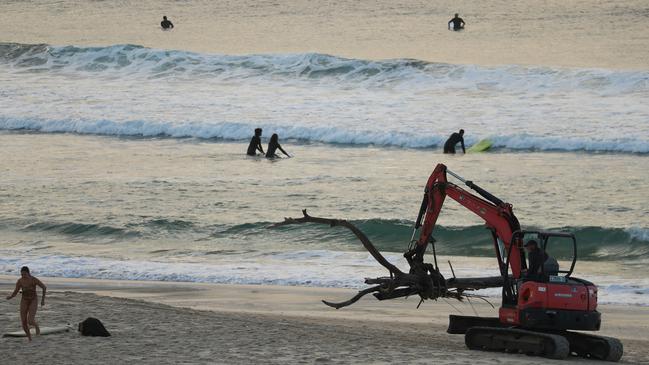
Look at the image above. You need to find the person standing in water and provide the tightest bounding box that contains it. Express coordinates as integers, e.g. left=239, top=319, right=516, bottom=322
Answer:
left=247, top=128, right=265, bottom=156
left=6, top=266, right=47, bottom=341
left=448, top=13, right=465, bottom=31
left=443, top=129, right=466, bottom=154
left=266, top=134, right=290, bottom=159
left=161, top=16, right=174, bottom=30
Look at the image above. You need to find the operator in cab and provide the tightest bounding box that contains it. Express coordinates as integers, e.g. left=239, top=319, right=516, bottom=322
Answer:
left=524, top=240, right=546, bottom=280
left=523, top=239, right=559, bottom=280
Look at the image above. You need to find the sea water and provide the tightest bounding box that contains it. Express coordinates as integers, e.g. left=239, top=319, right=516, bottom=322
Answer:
left=0, top=0, right=648, bottom=306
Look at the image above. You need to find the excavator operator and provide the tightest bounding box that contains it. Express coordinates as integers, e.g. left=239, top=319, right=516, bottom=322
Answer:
left=524, top=240, right=545, bottom=280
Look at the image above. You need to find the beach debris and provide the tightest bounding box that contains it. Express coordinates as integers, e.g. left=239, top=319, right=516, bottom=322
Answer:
left=269, top=210, right=502, bottom=309
left=78, top=317, right=111, bottom=337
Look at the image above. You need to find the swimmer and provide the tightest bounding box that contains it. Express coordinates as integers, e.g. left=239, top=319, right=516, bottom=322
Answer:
left=6, top=266, right=47, bottom=341
left=161, top=16, right=174, bottom=30
left=266, top=133, right=290, bottom=158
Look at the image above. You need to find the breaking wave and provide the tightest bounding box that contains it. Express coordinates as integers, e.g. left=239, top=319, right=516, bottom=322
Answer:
left=1, top=42, right=648, bottom=93
left=6, top=216, right=648, bottom=262
left=0, top=251, right=646, bottom=306
left=252, top=221, right=649, bottom=262
left=2, top=42, right=648, bottom=154
left=1, top=117, right=648, bottom=153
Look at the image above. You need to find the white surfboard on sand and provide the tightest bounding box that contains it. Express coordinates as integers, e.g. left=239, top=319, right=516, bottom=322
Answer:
left=3, top=325, right=72, bottom=337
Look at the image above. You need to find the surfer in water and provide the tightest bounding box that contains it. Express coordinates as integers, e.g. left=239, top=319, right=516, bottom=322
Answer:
left=247, top=128, right=265, bottom=156
left=266, top=134, right=290, bottom=159
left=443, top=129, right=466, bottom=154
left=161, top=16, right=174, bottom=30
left=6, top=266, right=47, bottom=341
left=448, top=13, right=465, bottom=31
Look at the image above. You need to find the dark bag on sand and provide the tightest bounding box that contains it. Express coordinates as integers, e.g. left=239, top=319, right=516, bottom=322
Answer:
left=78, top=317, right=111, bottom=337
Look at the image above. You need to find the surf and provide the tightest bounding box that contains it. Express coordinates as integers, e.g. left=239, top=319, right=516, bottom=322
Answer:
left=1, top=43, right=648, bottom=155
left=6, top=216, right=648, bottom=262
left=1, top=42, right=648, bottom=94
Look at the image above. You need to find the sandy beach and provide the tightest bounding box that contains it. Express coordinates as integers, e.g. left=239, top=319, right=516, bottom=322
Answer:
left=1, top=1, right=647, bottom=364
left=1, top=276, right=648, bottom=364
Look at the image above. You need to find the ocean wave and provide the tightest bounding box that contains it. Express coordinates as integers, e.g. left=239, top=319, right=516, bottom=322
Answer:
left=270, top=221, right=649, bottom=262
left=256, top=221, right=649, bottom=263
left=2, top=117, right=647, bottom=154
left=20, top=221, right=139, bottom=240
left=6, top=218, right=195, bottom=240
left=5, top=215, right=647, bottom=262
left=0, top=252, right=646, bottom=306
left=0, top=253, right=375, bottom=288
left=1, top=42, right=647, bottom=94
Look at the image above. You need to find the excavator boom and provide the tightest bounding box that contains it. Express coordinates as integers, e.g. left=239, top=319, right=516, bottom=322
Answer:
left=410, top=164, right=522, bottom=277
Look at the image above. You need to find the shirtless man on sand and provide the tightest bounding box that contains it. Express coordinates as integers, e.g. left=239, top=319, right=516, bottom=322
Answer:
left=6, top=266, right=47, bottom=341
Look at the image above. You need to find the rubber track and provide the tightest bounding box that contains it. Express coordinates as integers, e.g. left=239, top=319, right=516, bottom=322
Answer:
left=465, top=327, right=569, bottom=359
left=563, top=331, right=623, bottom=362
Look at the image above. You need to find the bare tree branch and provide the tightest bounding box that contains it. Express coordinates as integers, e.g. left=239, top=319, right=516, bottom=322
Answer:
left=322, top=285, right=383, bottom=309
left=269, top=209, right=403, bottom=276
left=269, top=210, right=505, bottom=309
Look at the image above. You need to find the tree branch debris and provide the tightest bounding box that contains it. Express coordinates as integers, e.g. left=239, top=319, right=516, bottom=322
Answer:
left=269, top=210, right=504, bottom=309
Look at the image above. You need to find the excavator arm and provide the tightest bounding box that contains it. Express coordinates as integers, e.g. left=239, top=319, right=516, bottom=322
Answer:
left=409, top=163, right=524, bottom=278
left=272, top=164, right=524, bottom=308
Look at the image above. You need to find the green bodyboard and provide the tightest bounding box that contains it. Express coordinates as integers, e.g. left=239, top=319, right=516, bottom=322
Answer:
left=467, top=139, right=493, bottom=153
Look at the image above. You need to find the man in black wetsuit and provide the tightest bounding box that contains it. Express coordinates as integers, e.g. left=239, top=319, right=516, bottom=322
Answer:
left=448, top=13, right=465, bottom=31
left=443, top=129, right=465, bottom=154
left=247, top=128, right=264, bottom=156
left=524, top=240, right=548, bottom=280
left=161, top=16, right=174, bottom=30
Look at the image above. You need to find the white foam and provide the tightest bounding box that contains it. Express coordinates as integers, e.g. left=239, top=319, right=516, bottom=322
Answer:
left=1, top=43, right=648, bottom=154
left=491, top=134, right=649, bottom=154
left=627, top=227, right=649, bottom=242
left=1, top=251, right=647, bottom=306
left=0, top=252, right=383, bottom=288
left=1, top=116, right=647, bottom=153
left=2, top=44, right=648, bottom=94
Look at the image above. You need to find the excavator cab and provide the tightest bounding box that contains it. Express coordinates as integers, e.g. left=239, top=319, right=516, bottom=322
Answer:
left=497, top=229, right=602, bottom=334
left=514, top=230, right=577, bottom=282
left=499, top=230, right=575, bottom=308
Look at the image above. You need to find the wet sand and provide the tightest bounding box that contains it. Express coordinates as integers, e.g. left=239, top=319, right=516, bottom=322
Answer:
left=1, top=276, right=648, bottom=364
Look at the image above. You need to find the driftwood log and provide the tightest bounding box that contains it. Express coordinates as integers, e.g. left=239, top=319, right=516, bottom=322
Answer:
left=269, top=210, right=504, bottom=309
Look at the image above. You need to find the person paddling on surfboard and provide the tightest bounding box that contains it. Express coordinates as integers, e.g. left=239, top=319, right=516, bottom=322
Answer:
left=266, top=133, right=290, bottom=159
left=247, top=128, right=265, bottom=156
left=443, top=129, right=466, bottom=154
left=161, top=16, right=174, bottom=30
left=6, top=266, right=46, bottom=342
left=448, top=13, right=465, bottom=31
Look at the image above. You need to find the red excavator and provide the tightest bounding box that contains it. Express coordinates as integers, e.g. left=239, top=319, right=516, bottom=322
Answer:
left=273, top=163, right=623, bottom=361
left=408, top=163, right=622, bottom=361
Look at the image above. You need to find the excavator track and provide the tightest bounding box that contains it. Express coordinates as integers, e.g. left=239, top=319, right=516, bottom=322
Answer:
left=464, top=327, right=623, bottom=361
left=465, top=327, right=570, bottom=359
left=563, top=331, right=623, bottom=361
